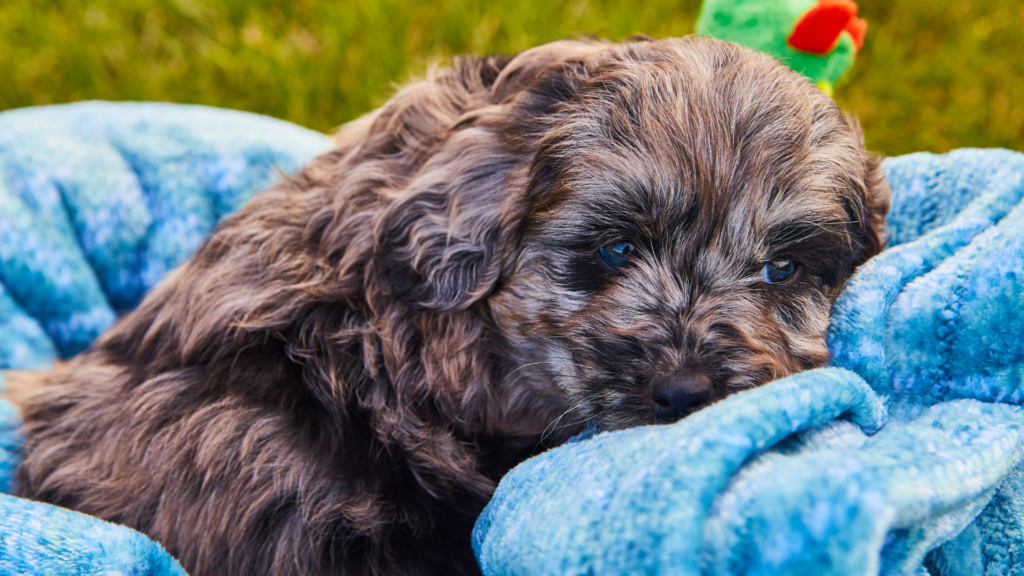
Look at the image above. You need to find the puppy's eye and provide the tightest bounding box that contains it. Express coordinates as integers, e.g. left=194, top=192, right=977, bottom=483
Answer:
left=762, top=260, right=798, bottom=284
left=599, top=242, right=635, bottom=269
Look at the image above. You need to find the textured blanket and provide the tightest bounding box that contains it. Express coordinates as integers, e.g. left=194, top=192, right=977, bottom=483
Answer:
left=473, top=149, right=1024, bottom=575
left=0, top=101, right=331, bottom=368
left=0, top=102, right=331, bottom=575
left=2, top=102, right=1023, bottom=575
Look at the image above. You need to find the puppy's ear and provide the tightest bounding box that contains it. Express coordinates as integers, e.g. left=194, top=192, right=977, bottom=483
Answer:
left=372, top=42, right=608, bottom=312
left=856, top=153, right=891, bottom=259
left=845, top=120, right=891, bottom=268
left=374, top=129, right=514, bottom=312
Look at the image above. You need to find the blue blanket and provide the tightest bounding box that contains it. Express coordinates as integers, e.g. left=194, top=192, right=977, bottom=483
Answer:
left=473, top=149, right=1024, bottom=575
left=0, top=101, right=331, bottom=368
left=1, top=103, right=1022, bottom=575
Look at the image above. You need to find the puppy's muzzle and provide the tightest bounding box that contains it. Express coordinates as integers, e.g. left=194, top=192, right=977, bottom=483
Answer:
left=651, top=373, right=712, bottom=422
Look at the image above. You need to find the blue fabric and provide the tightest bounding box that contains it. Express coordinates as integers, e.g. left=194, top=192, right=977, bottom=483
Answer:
left=473, top=149, right=1024, bottom=575
left=0, top=488, right=188, bottom=576
left=0, top=102, right=331, bottom=575
left=0, top=101, right=331, bottom=368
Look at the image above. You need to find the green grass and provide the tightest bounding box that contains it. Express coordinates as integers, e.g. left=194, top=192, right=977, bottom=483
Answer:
left=1, top=0, right=1021, bottom=156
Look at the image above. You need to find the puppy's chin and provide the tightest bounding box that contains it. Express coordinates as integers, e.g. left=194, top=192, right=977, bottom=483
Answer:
left=567, top=350, right=827, bottom=431
left=575, top=388, right=726, bottom=431
left=563, top=388, right=698, bottom=432
left=576, top=402, right=694, bottom=432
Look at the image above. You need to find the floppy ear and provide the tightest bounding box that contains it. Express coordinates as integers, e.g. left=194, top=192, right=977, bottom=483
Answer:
left=843, top=119, right=892, bottom=266
left=857, top=151, right=891, bottom=259
left=372, top=42, right=608, bottom=312
left=373, top=127, right=516, bottom=312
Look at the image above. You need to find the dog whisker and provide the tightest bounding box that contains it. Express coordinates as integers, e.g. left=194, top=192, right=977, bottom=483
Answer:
left=499, top=360, right=590, bottom=389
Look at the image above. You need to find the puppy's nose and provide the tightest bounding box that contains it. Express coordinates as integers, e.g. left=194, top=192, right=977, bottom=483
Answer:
left=651, top=373, right=712, bottom=422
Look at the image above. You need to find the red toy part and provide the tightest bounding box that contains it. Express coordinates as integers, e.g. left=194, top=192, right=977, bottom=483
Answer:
left=844, top=15, right=868, bottom=50
left=787, top=0, right=866, bottom=55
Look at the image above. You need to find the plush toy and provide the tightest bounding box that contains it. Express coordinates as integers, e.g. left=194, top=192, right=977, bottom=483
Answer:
left=696, top=0, right=867, bottom=96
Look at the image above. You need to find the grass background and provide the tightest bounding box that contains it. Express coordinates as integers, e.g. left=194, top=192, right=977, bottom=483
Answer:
left=1, top=0, right=1021, bottom=156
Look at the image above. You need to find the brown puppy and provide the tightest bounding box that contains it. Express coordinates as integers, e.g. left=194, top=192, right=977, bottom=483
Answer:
left=12, top=36, right=889, bottom=576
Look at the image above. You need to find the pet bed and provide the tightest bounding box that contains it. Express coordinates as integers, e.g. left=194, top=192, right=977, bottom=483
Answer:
left=1, top=102, right=1022, bottom=575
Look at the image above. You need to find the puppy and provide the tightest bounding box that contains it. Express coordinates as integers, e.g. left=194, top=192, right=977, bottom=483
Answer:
left=11, top=36, right=889, bottom=576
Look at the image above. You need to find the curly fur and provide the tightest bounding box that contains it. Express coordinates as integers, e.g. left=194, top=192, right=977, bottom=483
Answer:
left=10, top=36, right=889, bottom=575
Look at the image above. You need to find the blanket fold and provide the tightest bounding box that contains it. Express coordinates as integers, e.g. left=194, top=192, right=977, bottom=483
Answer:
left=0, top=491, right=188, bottom=576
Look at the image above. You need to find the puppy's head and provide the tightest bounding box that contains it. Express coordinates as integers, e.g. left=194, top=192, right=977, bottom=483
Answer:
left=373, top=36, right=889, bottom=430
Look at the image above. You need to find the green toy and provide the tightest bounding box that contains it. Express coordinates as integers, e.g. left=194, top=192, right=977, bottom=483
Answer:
left=696, top=0, right=867, bottom=96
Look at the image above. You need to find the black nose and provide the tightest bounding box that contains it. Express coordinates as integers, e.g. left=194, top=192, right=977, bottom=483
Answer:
left=651, top=373, right=712, bottom=422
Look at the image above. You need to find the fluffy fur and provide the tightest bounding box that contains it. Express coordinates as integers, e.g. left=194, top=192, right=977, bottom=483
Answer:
left=11, top=36, right=889, bottom=575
